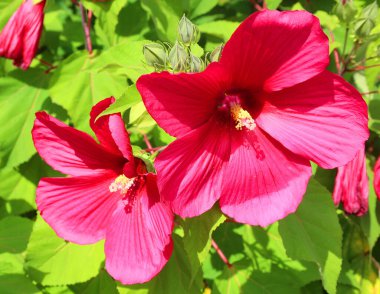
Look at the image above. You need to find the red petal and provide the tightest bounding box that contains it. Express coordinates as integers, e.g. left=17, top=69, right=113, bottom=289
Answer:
left=0, top=0, right=45, bottom=69
left=220, top=10, right=329, bottom=92
left=137, top=63, right=230, bottom=138
left=36, top=172, right=119, bottom=244
left=220, top=128, right=311, bottom=227
left=256, top=71, right=369, bottom=169
left=374, top=157, right=380, bottom=200
left=155, top=117, right=230, bottom=217
left=333, top=148, right=368, bottom=216
left=32, top=112, right=125, bottom=176
left=105, top=174, right=173, bottom=284
left=90, top=97, right=133, bottom=161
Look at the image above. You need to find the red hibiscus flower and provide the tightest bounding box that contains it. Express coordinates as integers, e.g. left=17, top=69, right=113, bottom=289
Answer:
left=32, top=97, right=174, bottom=284
left=375, top=157, right=380, bottom=200
left=0, top=0, right=45, bottom=70
left=137, top=10, right=369, bottom=226
left=333, top=148, right=368, bottom=216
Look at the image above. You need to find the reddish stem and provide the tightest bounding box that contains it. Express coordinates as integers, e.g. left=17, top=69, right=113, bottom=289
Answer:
left=211, top=239, right=233, bottom=268
left=79, top=3, right=93, bottom=54
left=360, top=90, right=379, bottom=96
left=249, top=0, right=264, bottom=11
left=143, top=134, right=154, bottom=155
left=329, top=31, right=342, bottom=75
left=144, top=146, right=165, bottom=152
left=346, top=64, right=380, bottom=72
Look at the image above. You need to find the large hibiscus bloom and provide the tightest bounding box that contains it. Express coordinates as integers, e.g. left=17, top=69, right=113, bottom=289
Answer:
left=333, top=148, right=368, bottom=216
left=0, top=0, right=45, bottom=69
left=137, top=10, right=369, bottom=226
left=32, top=97, right=173, bottom=284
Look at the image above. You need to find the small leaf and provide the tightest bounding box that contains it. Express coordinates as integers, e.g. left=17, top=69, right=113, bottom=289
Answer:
left=0, top=217, right=33, bottom=254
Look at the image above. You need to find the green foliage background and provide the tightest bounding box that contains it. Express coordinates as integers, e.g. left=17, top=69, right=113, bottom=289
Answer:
left=0, top=0, right=379, bottom=293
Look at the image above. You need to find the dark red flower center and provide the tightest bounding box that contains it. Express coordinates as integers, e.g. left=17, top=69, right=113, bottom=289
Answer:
left=217, top=90, right=263, bottom=131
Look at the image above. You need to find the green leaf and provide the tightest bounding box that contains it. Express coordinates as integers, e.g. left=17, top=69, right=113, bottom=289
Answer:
left=266, top=0, right=283, bottom=10
left=141, top=0, right=182, bottom=41
left=49, top=51, right=125, bottom=131
left=97, top=85, right=141, bottom=119
left=70, top=270, right=118, bottom=294
left=182, top=206, right=226, bottom=283
left=189, top=0, right=219, bottom=19
left=0, top=216, right=33, bottom=254
left=26, top=216, right=104, bottom=286
left=0, top=69, right=49, bottom=168
left=0, top=274, right=39, bottom=294
left=279, top=178, right=343, bottom=294
left=198, top=21, right=239, bottom=41
left=120, top=234, right=203, bottom=293
left=96, top=40, right=151, bottom=83
left=0, top=253, right=24, bottom=275
left=0, top=0, right=22, bottom=30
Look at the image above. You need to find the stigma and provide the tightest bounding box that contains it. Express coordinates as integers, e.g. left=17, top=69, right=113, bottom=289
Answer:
left=109, top=175, right=135, bottom=195
left=230, top=104, right=256, bottom=131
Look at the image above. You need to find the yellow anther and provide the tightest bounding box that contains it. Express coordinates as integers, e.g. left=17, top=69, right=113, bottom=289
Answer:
left=109, top=175, right=134, bottom=194
left=230, top=104, right=256, bottom=131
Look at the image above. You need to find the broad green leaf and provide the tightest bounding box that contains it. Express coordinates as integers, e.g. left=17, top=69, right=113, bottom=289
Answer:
left=0, top=69, right=49, bottom=168
left=96, top=40, right=151, bottom=83
left=359, top=160, right=380, bottom=249
left=266, top=0, right=283, bottom=10
left=49, top=51, right=125, bottom=131
left=141, top=0, right=182, bottom=41
left=0, top=253, right=24, bottom=275
left=0, top=216, right=33, bottom=254
left=0, top=0, right=22, bottom=30
left=279, top=179, right=343, bottom=294
left=97, top=85, right=141, bottom=118
left=120, top=234, right=203, bottom=293
left=70, top=270, right=118, bottom=294
left=26, top=216, right=104, bottom=286
left=198, top=21, right=239, bottom=41
left=189, top=0, right=219, bottom=19
left=0, top=274, right=39, bottom=294
left=182, top=206, right=226, bottom=283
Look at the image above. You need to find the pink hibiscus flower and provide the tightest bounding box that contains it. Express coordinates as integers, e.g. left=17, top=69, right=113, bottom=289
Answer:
left=0, top=0, right=45, bottom=69
left=137, top=10, right=369, bottom=226
left=375, top=157, right=380, bottom=200
left=32, top=97, right=174, bottom=284
left=333, top=148, right=368, bottom=216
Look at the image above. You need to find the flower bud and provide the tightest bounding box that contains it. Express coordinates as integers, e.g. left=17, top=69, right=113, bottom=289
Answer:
left=189, top=54, right=203, bottom=72
left=143, top=43, right=167, bottom=70
left=333, top=0, right=357, bottom=23
left=178, top=15, right=200, bottom=46
left=169, top=41, right=188, bottom=72
left=210, top=44, right=224, bottom=62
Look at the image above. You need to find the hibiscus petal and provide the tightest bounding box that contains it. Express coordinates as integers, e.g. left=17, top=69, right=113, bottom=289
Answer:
left=220, top=128, right=312, bottom=227
left=90, top=97, right=133, bottom=161
left=220, top=10, right=329, bottom=92
left=256, top=71, right=369, bottom=169
left=105, top=174, right=173, bottom=284
left=32, top=112, right=125, bottom=176
left=374, top=157, right=380, bottom=200
left=36, top=172, right=120, bottom=244
left=137, top=63, right=230, bottom=138
left=154, top=117, right=231, bottom=217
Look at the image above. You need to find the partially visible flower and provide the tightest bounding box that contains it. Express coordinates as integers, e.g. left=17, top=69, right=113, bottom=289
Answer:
left=375, top=156, right=380, bottom=200
left=333, top=148, right=368, bottom=216
left=0, top=0, right=45, bottom=69
left=32, top=97, right=174, bottom=284
left=137, top=10, right=369, bottom=227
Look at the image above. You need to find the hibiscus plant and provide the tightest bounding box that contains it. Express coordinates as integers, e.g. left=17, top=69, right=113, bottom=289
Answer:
left=0, top=0, right=379, bottom=293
